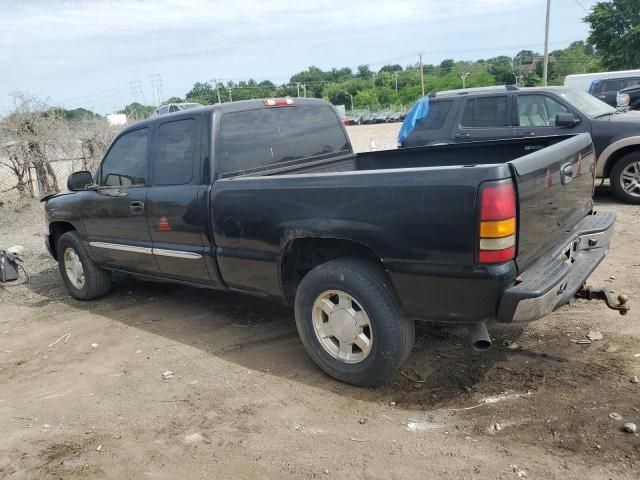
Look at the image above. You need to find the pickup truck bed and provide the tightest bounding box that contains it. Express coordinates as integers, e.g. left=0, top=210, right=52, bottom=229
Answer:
left=214, top=133, right=601, bottom=323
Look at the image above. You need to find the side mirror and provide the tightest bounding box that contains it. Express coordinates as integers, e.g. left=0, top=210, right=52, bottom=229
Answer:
left=556, top=112, right=579, bottom=128
left=67, top=171, right=94, bottom=191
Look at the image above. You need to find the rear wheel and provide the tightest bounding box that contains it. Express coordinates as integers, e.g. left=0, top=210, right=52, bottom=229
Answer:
left=294, top=258, right=414, bottom=387
left=57, top=231, right=111, bottom=300
left=611, top=152, right=640, bottom=204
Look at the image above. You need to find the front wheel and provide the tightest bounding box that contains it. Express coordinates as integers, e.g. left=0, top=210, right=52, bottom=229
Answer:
left=294, top=258, right=414, bottom=387
left=610, top=152, right=640, bottom=204
left=57, top=231, right=112, bottom=300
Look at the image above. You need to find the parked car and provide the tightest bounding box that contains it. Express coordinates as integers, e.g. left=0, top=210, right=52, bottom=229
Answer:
left=342, top=115, right=362, bottom=126
left=401, top=85, right=640, bottom=204
left=151, top=102, right=203, bottom=116
left=588, top=76, right=640, bottom=107
left=373, top=112, right=390, bottom=123
left=617, top=84, right=640, bottom=111
left=565, top=69, right=640, bottom=98
left=44, top=97, right=615, bottom=386
left=388, top=111, right=406, bottom=122
left=361, top=113, right=377, bottom=124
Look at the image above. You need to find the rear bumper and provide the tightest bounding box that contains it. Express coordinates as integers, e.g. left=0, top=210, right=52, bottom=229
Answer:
left=497, top=211, right=616, bottom=322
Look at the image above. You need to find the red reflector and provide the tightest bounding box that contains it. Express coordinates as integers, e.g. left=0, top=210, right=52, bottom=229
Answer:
left=478, top=246, right=516, bottom=264
left=480, top=181, right=516, bottom=220
left=264, top=98, right=293, bottom=107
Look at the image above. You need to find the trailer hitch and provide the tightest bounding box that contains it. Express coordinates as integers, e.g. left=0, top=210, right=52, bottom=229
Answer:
left=575, top=285, right=630, bottom=315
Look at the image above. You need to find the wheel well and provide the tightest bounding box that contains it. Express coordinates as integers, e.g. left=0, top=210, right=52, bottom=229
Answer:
left=49, top=221, right=76, bottom=260
left=604, top=145, right=640, bottom=178
left=280, top=237, right=386, bottom=303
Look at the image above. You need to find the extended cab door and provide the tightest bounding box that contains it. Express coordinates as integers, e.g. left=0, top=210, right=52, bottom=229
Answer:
left=82, top=127, right=159, bottom=274
left=512, top=93, right=588, bottom=138
left=146, top=115, right=220, bottom=284
left=452, top=94, right=513, bottom=142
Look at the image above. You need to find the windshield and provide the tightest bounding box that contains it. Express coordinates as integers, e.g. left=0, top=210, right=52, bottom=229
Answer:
left=556, top=89, right=616, bottom=118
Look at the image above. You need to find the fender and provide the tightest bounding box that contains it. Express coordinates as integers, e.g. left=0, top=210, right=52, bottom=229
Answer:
left=597, top=135, right=640, bottom=177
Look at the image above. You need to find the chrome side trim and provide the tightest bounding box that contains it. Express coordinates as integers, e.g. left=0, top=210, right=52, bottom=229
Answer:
left=88, top=242, right=202, bottom=259
left=89, top=242, right=152, bottom=254
left=152, top=248, right=202, bottom=259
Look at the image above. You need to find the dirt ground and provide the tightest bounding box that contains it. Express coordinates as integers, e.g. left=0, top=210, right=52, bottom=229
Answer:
left=1, top=124, right=639, bottom=479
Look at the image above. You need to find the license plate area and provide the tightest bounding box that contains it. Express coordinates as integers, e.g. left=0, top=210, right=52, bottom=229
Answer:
left=560, top=240, right=579, bottom=266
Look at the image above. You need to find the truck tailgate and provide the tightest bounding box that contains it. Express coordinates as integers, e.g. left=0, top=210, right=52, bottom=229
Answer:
left=509, top=133, right=596, bottom=272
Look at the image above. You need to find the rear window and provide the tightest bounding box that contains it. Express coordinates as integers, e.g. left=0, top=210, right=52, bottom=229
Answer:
left=218, top=105, right=350, bottom=175
left=414, top=100, right=452, bottom=131
left=460, top=96, right=509, bottom=128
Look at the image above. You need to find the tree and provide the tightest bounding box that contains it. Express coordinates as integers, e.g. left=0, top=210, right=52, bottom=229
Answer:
left=354, top=89, right=379, bottom=109
left=120, top=102, right=154, bottom=119
left=355, top=65, right=374, bottom=79
left=185, top=82, right=216, bottom=104
left=164, top=96, right=184, bottom=104
left=586, top=0, right=640, bottom=69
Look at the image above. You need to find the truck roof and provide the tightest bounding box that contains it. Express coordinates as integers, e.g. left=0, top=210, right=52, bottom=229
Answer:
left=125, top=98, right=331, bottom=132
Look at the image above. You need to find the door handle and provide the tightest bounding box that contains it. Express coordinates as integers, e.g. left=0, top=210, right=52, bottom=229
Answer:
left=454, top=133, right=470, bottom=139
left=129, top=201, right=145, bottom=214
left=517, top=131, right=536, bottom=137
left=560, top=163, right=574, bottom=185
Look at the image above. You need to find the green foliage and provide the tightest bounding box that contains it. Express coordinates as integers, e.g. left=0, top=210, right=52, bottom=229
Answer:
left=119, top=102, right=154, bottom=119
left=49, top=107, right=101, bottom=121
left=586, top=0, right=640, bottom=70
left=164, top=96, right=184, bottom=104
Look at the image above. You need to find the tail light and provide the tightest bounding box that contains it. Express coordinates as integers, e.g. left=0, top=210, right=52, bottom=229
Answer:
left=477, top=180, right=517, bottom=264
left=264, top=98, right=294, bottom=107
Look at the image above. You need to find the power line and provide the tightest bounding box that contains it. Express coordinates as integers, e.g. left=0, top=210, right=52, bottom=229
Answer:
left=572, top=0, right=590, bottom=14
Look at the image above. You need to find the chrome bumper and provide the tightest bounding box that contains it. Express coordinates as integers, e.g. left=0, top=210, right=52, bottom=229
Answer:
left=497, top=211, right=616, bottom=322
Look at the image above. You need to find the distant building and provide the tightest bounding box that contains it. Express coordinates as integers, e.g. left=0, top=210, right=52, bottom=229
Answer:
left=106, top=113, right=127, bottom=126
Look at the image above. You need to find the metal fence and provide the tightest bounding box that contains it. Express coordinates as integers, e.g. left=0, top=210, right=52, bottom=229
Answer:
left=0, top=156, right=97, bottom=199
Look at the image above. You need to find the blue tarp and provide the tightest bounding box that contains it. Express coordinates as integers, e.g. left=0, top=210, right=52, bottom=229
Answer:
left=397, top=96, right=430, bottom=145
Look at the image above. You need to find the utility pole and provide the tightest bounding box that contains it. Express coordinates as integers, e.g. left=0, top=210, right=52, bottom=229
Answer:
left=542, top=0, right=551, bottom=86
left=302, top=83, right=307, bottom=98
left=394, top=72, right=398, bottom=93
left=418, top=52, right=425, bottom=97
left=460, top=72, right=470, bottom=89
left=149, top=74, right=163, bottom=106
left=210, top=79, right=222, bottom=104
left=228, top=88, right=233, bottom=102
left=296, top=82, right=301, bottom=97
left=346, top=93, right=354, bottom=111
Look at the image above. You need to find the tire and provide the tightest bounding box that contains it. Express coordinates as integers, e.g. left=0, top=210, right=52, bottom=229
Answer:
left=57, top=231, right=111, bottom=300
left=610, top=152, right=640, bottom=204
left=294, top=258, right=414, bottom=387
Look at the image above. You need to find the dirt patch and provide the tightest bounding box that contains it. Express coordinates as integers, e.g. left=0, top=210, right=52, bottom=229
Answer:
left=1, top=127, right=639, bottom=479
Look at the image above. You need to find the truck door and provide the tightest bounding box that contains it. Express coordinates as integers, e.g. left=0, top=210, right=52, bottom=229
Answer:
left=82, top=127, right=159, bottom=274
left=146, top=115, right=220, bottom=285
left=452, top=95, right=513, bottom=142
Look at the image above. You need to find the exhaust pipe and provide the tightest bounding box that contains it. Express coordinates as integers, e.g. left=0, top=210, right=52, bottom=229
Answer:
left=468, top=322, right=492, bottom=351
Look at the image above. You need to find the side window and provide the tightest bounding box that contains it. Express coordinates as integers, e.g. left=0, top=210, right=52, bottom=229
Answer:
left=517, top=95, right=568, bottom=127
left=414, top=100, right=452, bottom=131
left=159, top=106, right=170, bottom=115
left=460, top=96, right=509, bottom=128
left=100, top=128, right=148, bottom=186
left=152, top=119, right=196, bottom=186
left=625, top=78, right=640, bottom=88
left=603, top=79, right=624, bottom=92
left=169, top=105, right=179, bottom=113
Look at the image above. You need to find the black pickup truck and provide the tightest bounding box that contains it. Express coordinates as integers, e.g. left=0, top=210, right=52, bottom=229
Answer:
left=44, top=98, right=616, bottom=386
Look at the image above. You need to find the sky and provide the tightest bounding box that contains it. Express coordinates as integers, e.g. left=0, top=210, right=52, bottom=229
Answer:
left=0, top=0, right=599, bottom=114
